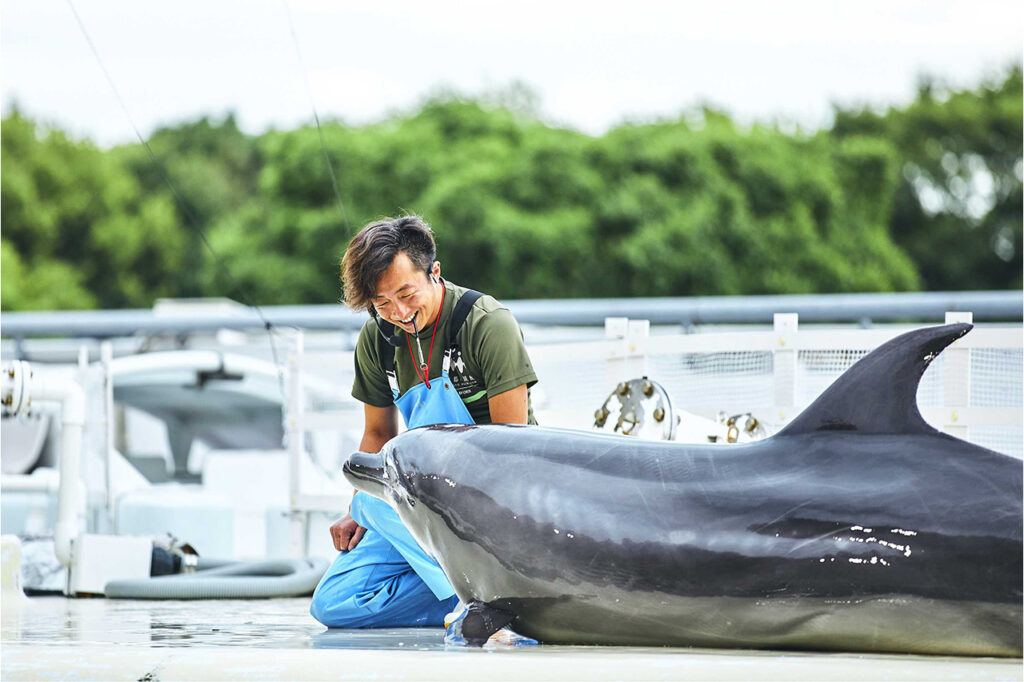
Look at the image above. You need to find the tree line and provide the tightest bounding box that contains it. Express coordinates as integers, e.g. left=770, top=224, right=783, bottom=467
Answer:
left=2, top=66, right=1020, bottom=311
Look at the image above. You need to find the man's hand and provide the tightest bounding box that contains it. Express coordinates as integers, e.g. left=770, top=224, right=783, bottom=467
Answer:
left=330, top=404, right=396, bottom=553
left=330, top=514, right=366, bottom=551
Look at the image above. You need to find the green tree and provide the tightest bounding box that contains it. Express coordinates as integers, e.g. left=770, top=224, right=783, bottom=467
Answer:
left=4, top=69, right=1017, bottom=310
left=2, top=111, right=185, bottom=310
left=115, top=114, right=262, bottom=298
left=832, top=65, right=1022, bottom=290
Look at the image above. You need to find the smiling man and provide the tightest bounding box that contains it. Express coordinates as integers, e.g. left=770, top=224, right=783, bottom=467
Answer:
left=309, top=215, right=538, bottom=629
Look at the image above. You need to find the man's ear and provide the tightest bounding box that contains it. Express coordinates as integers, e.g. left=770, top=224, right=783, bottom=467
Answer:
left=431, top=261, right=441, bottom=283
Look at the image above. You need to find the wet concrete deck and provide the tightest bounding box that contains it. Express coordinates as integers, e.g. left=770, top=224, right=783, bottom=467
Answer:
left=2, top=596, right=1021, bottom=681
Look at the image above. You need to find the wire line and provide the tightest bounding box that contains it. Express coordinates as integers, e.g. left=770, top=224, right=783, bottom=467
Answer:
left=65, top=0, right=289, bottom=401
left=282, top=0, right=350, bottom=233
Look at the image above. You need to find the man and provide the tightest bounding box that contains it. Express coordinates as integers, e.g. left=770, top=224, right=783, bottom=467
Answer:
left=310, top=215, right=538, bottom=628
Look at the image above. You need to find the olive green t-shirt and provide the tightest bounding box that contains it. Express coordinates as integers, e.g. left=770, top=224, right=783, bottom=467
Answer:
left=352, top=280, right=538, bottom=425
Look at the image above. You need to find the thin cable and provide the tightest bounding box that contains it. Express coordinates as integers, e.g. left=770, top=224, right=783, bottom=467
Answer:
left=282, top=0, right=350, bottom=233
left=65, top=0, right=289, bottom=401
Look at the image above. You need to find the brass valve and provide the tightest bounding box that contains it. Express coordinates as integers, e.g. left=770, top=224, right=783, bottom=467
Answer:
left=727, top=425, right=739, bottom=443
left=641, top=379, right=654, bottom=397
left=593, top=376, right=677, bottom=441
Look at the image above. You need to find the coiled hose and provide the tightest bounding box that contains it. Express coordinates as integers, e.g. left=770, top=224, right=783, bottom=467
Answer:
left=105, top=557, right=329, bottom=599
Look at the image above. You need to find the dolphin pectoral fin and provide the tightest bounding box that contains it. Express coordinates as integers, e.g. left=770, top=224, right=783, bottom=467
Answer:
left=458, top=601, right=516, bottom=647
left=777, top=323, right=972, bottom=437
left=342, top=451, right=388, bottom=499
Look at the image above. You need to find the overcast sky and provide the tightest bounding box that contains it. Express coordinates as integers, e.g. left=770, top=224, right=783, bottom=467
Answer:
left=2, top=0, right=1021, bottom=147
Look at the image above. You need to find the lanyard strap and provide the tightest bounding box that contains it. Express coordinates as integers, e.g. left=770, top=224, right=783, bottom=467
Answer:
left=405, top=284, right=445, bottom=389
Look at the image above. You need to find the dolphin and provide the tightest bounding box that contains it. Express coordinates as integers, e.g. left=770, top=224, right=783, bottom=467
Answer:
left=344, top=323, right=1022, bottom=656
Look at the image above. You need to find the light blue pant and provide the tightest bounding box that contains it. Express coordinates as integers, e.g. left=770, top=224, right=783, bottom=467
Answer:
left=309, top=493, right=458, bottom=628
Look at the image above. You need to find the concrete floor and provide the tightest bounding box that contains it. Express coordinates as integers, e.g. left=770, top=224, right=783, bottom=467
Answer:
left=2, top=595, right=1021, bottom=681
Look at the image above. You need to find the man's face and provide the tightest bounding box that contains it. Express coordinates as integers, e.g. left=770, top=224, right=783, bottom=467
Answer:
left=373, top=252, right=442, bottom=334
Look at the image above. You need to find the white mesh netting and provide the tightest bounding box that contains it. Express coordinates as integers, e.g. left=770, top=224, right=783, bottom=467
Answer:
left=970, top=349, right=1023, bottom=408
left=651, top=352, right=774, bottom=414
left=918, top=355, right=946, bottom=407
left=531, top=335, right=1021, bottom=458
left=531, top=354, right=611, bottom=415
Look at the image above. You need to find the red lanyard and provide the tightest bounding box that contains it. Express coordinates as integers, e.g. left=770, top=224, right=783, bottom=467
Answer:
left=406, top=284, right=445, bottom=389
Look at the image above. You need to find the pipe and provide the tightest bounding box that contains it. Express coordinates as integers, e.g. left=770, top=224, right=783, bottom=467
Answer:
left=104, top=557, right=329, bottom=599
left=1, top=472, right=61, bottom=493
left=1, top=361, right=86, bottom=567
left=2, top=291, right=1021, bottom=339
left=38, top=372, right=85, bottom=567
left=109, top=350, right=282, bottom=380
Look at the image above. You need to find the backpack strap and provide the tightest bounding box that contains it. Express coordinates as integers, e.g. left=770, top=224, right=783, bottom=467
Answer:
left=376, top=321, right=401, bottom=400
left=449, top=290, right=483, bottom=338
left=443, top=290, right=483, bottom=372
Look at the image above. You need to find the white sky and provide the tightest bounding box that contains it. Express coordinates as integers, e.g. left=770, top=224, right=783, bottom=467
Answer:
left=1, top=0, right=1021, bottom=147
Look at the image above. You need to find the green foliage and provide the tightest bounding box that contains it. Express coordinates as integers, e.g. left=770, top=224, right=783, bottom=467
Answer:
left=1, top=111, right=185, bottom=309
left=113, top=114, right=262, bottom=298
left=2, top=68, right=1019, bottom=311
left=832, top=67, right=1023, bottom=290
left=1, top=239, right=96, bottom=310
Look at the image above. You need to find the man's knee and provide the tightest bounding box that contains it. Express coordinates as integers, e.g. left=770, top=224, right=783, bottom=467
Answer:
left=309, top=585, right=370, bottom=628
left=309, top=565, right=454, bottom=629
left=349, top=491, right=389, bottom=530
left=309, top=548, right=406, bottom=628
left=310, top=577, right=408, bottom=628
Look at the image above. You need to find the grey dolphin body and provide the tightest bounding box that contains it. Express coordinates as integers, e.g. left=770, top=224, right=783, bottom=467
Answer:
left=344, top=323, right=1022, bottom=655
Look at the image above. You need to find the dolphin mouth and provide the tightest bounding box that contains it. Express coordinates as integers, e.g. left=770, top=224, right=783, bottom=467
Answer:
left=342, top=451, right=388, bottom=500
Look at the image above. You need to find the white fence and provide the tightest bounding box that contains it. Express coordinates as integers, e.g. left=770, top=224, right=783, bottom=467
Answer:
left=527, top=312, right=1022, bottom=455
left=286, top=312, right=1023, bottom=552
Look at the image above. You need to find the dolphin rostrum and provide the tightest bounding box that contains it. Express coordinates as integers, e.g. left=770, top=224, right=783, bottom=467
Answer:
left=344, top=323, right=1022, bottom=655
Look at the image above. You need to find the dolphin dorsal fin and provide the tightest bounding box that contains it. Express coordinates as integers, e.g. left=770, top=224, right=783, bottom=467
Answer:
left=776, top=323, right=972, bottom=437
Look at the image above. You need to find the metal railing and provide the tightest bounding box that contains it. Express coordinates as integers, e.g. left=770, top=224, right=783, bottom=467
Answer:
left=3, top=291, right=1021, bottom=339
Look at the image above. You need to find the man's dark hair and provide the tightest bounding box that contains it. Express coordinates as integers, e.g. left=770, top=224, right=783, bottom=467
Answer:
left=341, top=215, right=437, bottom=312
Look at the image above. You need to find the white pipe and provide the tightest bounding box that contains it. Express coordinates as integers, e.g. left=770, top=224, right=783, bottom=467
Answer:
left=110, top=350, right=285, bottom=381
left=34, top=370, right=85, bottom=567
left=108, top=350, right=343, bottom=404
left=2, top=362, right=86, bottom=567
left=1, top=473, right=61, bottom=493
left=108, top=350, right=224, bottom=376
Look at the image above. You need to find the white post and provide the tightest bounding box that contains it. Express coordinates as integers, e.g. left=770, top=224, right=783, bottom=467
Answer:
left=943, top=311, right=973, bottom=440
left=286, top=331, right=307, bottom=557
left=773, top=313, right=799, bottom=424
left=101, top=341, right=115, bottom=528
left=605, top=317, right=629, bottom=392
left=626, top=319, right=651, bottom=379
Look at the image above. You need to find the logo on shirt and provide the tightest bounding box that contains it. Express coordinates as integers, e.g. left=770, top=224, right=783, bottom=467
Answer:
left=448, top=346, right=482, bottom=400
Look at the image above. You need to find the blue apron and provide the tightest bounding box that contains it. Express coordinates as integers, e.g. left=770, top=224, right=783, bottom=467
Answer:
left=382, top=285, right=482, bottom=430
left=310, top=289, right=481, bottom=628
left=388, top=345, right=474, bottom=429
